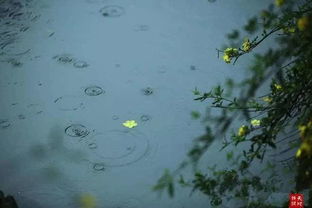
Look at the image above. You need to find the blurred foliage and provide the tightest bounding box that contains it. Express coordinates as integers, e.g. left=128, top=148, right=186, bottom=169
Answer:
left=78, top=193, right=97, bottom=208
left=0, top=191, right=18, bottom=208
left=154, top=0, right=312, bottom=207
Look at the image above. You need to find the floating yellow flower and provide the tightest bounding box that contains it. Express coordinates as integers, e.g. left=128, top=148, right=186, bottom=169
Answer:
left=274, top=84, right=282, bottom=90
left=297, top=16, right=309, bottom=31
left=262, top=96, right=273, bottom=102
left=251, top=119, right=261, bottom=127
left=242, top=38, right=252, bottom=52
left=238, top=125, right=249, bottom=137
left=275, top=0, right=285, bottom=7
left=122, top=120, right=138, bottom=128
left=79, top=194, right=96, bottom=208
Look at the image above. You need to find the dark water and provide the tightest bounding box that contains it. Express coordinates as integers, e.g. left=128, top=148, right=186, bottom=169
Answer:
left=0, top=0, right=292, bottom=207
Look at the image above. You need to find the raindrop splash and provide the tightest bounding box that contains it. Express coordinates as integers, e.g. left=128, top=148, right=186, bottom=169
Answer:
left=65, top=124, right=90, bottom=138
left=100, top=5, right=125, bottom=17
left=84, top=86, right=104, bottom=96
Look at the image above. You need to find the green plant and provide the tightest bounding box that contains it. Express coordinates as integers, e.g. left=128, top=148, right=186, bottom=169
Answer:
left=153, top=0, right=312, bottom=207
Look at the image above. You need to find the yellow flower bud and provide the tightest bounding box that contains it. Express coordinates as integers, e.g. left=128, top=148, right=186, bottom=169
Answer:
left=238, top=125, right=248, bottom=137
left=242, top=38, right=252, bottom=52
left=274, top=84, right=282, bottom=90
left=262, top=96, right=273, bottom=102
left=299, top=125, right=307, bottom=137
left=223, top=54, right=231, bottom=63
left=296, top=148, right=302, bottom=158
left=296, top=140, right=312, bottom=158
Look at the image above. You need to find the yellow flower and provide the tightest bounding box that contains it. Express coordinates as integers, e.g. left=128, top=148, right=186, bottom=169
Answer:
left=251, top=119, right=261, bottom=127
left=297, top=16, right=309, bottom=31
left=122, top=120, right=138, bottom=128
left=222, top=48, right=238, bottom=64
left=224, top=48, right=239, bottom=56
left=299, top=121, right=312, bottom=137
left=242, top=38, right=252, bottom=52
left=223, top=54, right=231, bottom=63
left=79, top=194, right=96, bottom=208
left=238, top=125, right=248, bottom=137
left=274, top=84, right=282, bottom=90
left=275, top=0, right=285, bottom=7
left=296, top=148, right=302, bottom=158
left=299, top=125, right=307, bottom=137
left=296, top=140, right=312, bottom=158
left=262, top=96, right=272, bottom=102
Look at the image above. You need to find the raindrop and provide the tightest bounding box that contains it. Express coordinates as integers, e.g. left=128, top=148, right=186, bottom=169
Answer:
left=134, top=24, right=149, bottom=31
left=140, top=115, right=151, bottom=122
left=73, top=60, right=88, bottom=68
left=88, top=143, right=97, bottom=149
left=84, top=86, right=104, bottom=96
left=53, top=54, right=73, bottom=64
left=86, top=130, right=151, bottom=167
left=93, top=163, right=105, bottom=171
left=7, top=58, right=22, bottom=67
left=141, top=87, right=153, bottom=96
left=36, top=111, right=43, bottom=115
left=65, top=124, right=89, bottom=138
left=112, top=115, right=119, bottom=120
left=18, top=114, right=26, bottom=120
left=123, top=197, right=143, bottom=208
left=54, top=95, right=85, bottom=111
left=190, top=65, right=197, bottom=70
left=0, top=119, right=10, bottom=129
left=100, top=5, right=125, bottom=17
left=30, top=144, right=47, bottom=158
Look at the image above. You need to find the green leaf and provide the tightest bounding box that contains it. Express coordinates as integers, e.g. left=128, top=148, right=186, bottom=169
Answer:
left=213, top=85, right=223, bottom=96
left=227, top=30, right=240, bottom=40
left=191, top=111, right=201, bottom=119
left=168, top=182, right=175, bottom=198
left=192, top=87, right=201, bottom=96
left=244, top=17, right=258, bottom=34
left=226, top=151, right=234, bottom=161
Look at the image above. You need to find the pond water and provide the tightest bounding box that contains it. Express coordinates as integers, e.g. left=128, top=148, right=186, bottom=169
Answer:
left=0, top=0, right=289, bottom=207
